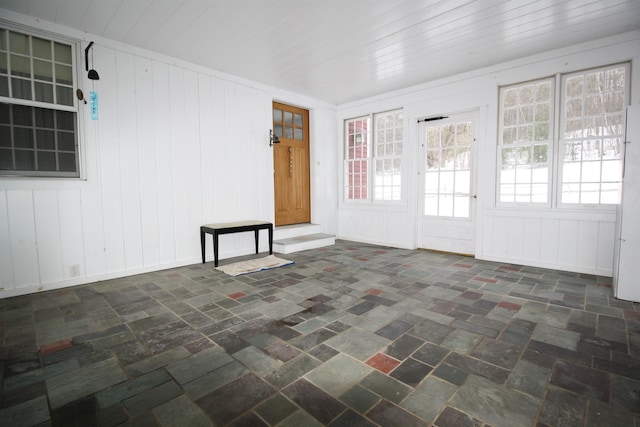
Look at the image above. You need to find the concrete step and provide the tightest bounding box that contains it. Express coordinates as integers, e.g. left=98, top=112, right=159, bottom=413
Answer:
left=273, top=233, right=336, bottom=254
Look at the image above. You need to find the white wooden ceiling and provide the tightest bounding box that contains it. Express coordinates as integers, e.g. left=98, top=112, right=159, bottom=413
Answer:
left=2, top=0, right=640, bottom=105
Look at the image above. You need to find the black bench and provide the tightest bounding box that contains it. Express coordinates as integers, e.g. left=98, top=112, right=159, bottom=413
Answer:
left=200, top=220, right=273, bottom=267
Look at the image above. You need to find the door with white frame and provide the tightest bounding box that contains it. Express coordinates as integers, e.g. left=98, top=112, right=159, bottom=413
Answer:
left=417, top=112, right=478, bottom=254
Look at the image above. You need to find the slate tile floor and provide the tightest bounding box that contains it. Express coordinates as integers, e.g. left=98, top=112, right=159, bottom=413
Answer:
left=1, top=240, right=639, bottom=427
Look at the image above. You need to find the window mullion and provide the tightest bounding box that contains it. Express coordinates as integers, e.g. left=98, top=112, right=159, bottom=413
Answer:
left=551, top=73, right=561, bottom=208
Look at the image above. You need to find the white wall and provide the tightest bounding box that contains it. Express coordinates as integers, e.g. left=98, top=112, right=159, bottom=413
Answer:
left=0, top=13, right=338, bottom=298
left=337, top=31, right=640, bottom=276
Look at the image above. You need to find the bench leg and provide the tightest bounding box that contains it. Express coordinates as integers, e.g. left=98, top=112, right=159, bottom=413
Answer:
left=268, top=225, right=273, bottom=255
left=214, top=232, right=219, bottom=267
left=254, top=230, right=260, bottom=254
left=200, top=228, right=206, bottom=264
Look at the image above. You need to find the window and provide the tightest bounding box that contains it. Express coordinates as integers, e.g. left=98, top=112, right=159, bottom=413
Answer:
left=498, top=63, right=628, bottom=206
left=0, top=27, right=79, bottom=177
left=344, top=109, right=403, bottom=202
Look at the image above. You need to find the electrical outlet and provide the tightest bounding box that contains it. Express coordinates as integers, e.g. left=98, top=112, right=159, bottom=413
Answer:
left=69, top=264, right=80, bottom=277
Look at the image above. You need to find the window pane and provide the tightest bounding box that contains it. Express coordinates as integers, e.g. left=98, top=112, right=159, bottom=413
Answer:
left=32, top=37, right=51, bottom=60
left=34, top=82, right=53, bottom=103
left=9, top=32, right=29, bottom=55
left=0, top=148, right=12, bottom=169
left=11, top=78, right=31, bottom=100
left=15, top=149, right=35, bottom=170
left=10, top=54, right=30, bottom=77
left=54, top=42, right=72, bottom=64
left=37, top=150, right=56, bottom=171
left=58, top=152, right=77, bottom=172
left=36, top=129, right=55, bottom=149
left=273, top=109, right=282, bottom=122
left=34, top=59, right=53, bottom=81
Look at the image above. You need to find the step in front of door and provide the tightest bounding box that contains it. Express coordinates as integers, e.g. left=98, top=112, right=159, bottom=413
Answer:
left=273, top=233, right=335, bottom=254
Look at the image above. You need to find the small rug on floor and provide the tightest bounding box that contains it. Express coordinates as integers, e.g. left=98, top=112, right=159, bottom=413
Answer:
left=216, top=255, right=294, bottom=276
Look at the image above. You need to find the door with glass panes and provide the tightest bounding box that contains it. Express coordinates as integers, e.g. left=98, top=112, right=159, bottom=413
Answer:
left=417, top=112, right=478, bottom=254
left=273, top=102, right=310, bottom=225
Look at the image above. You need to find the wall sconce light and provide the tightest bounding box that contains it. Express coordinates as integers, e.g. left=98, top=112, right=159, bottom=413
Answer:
left=85, top=41, right=100, bottom=80
left=269, top=129, right=280, bottom=146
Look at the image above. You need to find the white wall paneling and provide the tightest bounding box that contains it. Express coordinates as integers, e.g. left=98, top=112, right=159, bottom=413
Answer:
left=0, top=17, right=337, bottom=298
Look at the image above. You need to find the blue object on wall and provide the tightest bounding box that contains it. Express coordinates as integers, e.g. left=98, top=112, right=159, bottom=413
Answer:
left=89, top=91, right=98, bottom=120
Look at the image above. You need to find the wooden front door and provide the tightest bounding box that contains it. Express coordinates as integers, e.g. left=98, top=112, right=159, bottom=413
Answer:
left=273, top=102, right=310, bottom=226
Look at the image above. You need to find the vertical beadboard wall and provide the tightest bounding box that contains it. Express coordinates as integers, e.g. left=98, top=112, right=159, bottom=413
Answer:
left=0, top=35, right=338, bottom=298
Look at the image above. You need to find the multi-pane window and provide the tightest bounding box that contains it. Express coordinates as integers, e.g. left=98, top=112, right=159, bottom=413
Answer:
left=0, top=28, right=79, bottom=177
left=498, top=63, right=628, bottom=206
left=344, top=117, right=369, bottom=200
left=498, top=78, right=553, bottom=204
left=374, top=110, right=403, bottom=200
left=344, top=109, right=403, bottom=202
left=560, top=65, right=626, bottom=204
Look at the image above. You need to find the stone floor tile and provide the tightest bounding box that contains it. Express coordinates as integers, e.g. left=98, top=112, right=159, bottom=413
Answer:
left=166, top=346, right=234, bottom=385
left=288, top=328, right=336, bottom=351
left=441, top=329, right=482, bottom=354
left=276, top=410, right=324, bottom=427
left=151, top=395, right=213, bottom=427
left=0, top=395, right=50, bottom=426
left=196, top=373, right=274, bottom=425
left=324, top=327, right=390, bottom=361
left=389, top=357, right=432, bottom=387
left=232, top=345, right=283, bottom=375
left=451, top=374, right=540, bottom=427
left=409, top=319, right=455, bottom=344
left=183, top=360, right=249, bottom=400
left=46, top=357, right=127, bottom=409
left=264, top=354, right=322, bottom=389
left=97, top=369, right=173, bottom=408
left=283, top=379, right=346, bottom=425
left=339, top=385, right=381, bottom=414
left=125, top=346, right=191, bottom=377
left=360, top=370, right=412, bottom=404
left=445, top=352, right=510, bottom=384
left=402, top=376, right=457, bottom=423
left=538, top=386, right=587, bottom=427
left=432, top=362, right=469, bottom=386
left=434, top=406, right=484, bottom=427
left=506, top=360, right=550, bottom=399
left=531, top=324, right=580, bottom=351
left=366, top=399, right=430, bottom=427
left=365, top=352, right=401, bottom=374
left=551, top=360, right=611, bottom=402
left=328, top=409, right=378, bottom=427
left=471, top=336, right=521, bottom=369
left=611, top=374, right=640, bottom=413
left=254, top=393, right=299, bottom=426
left=307, top=353, right=372, bottom=397
left=121, top=380, right=182, bottom=418
left=384, top=333, right=424, bottom=361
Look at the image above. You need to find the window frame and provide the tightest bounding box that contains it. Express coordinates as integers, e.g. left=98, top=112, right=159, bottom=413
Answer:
left=0, top=25, right=82, bottom=179
left=343, top=108, right=405, bottom=204
left=496, top=62, right=629, bottom=210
